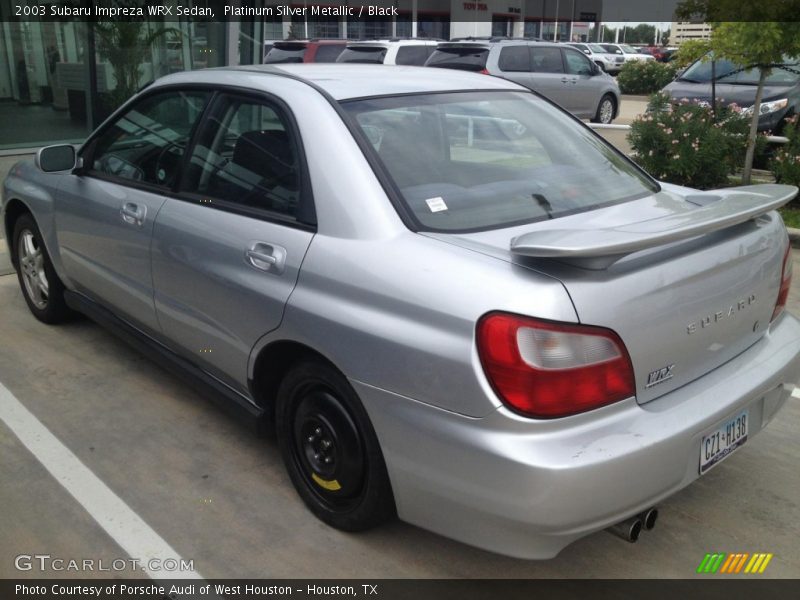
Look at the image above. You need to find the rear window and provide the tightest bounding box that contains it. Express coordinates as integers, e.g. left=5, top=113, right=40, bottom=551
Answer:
left=396, top=45, right=433, bottom=66
left=343, top=91, right=657, bottom=232
left=312, top=44, right=346, bottom=63
left=337, top=47, right=388, bottom=64
left=426, top=47, right=489, bottom=71
left=265, top=45, right=307, bottom=63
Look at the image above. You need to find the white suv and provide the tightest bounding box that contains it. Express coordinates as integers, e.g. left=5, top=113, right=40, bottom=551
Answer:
left=336, top=39, right=441, bottom=66
left=566, top=42, right=625, bottom=74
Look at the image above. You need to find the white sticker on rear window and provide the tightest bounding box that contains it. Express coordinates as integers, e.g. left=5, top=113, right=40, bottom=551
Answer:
left=426, top=197, right=448, bottom=213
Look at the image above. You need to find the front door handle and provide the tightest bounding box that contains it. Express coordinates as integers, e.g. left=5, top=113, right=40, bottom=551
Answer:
left=120, top=202, right=146, bottom=226
left=246, top=242, right=287, bottom=274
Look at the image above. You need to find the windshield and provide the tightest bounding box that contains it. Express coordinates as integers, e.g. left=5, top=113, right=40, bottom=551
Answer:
left=342, top=91, right=657, bottom=232
left=588, top=44, right=606, bottom=53
left=680, top=55, right=800, bottom=85
left=620, top=45, right=638, bottom=54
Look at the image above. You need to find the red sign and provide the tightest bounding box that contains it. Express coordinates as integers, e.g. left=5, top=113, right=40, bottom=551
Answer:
left=463, top=2, right=488, bottom=10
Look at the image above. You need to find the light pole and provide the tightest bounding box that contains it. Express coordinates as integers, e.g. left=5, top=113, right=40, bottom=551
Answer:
left=553, top=0, right=559, bottom=41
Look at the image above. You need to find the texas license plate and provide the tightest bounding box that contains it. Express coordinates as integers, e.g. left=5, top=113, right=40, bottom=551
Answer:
left=700, top=409, right=749, bottom=474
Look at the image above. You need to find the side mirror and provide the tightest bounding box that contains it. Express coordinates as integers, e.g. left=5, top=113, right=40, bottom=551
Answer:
left=583, top=49, right=591, bottom=55
left=36, top=144, right=77, bottom=172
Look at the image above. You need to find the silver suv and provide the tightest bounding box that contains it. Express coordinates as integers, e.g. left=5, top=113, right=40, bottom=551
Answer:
left=426, top=40, right=621, bottom=123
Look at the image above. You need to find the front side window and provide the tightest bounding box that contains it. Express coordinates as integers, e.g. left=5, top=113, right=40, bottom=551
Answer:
left=343, top=91, right=657, bottom=232
left=181, top=95, right=300, bottom=218
left=89, top=90, right=210, bottom=187
left=564, top=49, right=593, bottom=75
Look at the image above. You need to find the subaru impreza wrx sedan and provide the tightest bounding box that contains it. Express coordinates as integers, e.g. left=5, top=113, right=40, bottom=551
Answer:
left=3, top=65, right=799, bottom=559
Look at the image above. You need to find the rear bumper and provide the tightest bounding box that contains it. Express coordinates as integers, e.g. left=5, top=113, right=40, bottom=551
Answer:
left=353, top=312, right=800, bottom=559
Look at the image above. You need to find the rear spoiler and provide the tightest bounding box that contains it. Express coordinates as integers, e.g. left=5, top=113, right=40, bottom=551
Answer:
left=510, top=184, right=797, bottom=269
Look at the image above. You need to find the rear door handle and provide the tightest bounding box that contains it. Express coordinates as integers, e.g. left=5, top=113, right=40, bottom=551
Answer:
left=120, top=202, right=146, bottom=226
left=246, top=242, right=287, bottom=274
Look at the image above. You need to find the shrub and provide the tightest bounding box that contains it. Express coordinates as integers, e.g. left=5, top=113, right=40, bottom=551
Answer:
left=771, top=115, right=800, bottom=188
left=628, top=92, right=755, bottom=189
left=616, top=61, right=679, bottom=95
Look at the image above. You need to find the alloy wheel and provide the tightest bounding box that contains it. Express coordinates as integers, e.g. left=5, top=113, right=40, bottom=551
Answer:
left=18, top=229, right=49, bottom=309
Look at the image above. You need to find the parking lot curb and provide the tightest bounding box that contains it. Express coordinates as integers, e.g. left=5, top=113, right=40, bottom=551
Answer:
left=789, top=227, right=800, bottom=249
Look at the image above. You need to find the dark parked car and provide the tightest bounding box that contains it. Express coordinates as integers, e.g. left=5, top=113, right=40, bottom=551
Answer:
left=662, top=55, right=800, bottom=132
left=265, top=40, right=348, bottom=64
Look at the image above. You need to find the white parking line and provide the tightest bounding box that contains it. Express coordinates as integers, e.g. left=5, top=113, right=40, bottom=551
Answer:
left=0, top=380, right=204, bottom=580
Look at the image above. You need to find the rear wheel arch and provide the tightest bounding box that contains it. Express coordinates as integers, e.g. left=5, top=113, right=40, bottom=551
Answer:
left=250, top=340, right=343, bottom=421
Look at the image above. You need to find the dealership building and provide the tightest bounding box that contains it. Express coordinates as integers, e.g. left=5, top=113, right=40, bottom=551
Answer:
left=0, top=0, right=604, bottom=151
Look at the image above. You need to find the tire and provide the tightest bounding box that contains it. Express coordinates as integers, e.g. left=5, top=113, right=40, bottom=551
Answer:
left=276, top=360, right=396, bottom=531
left=12, top=213, right=72, bottom=324
left=592, top=94, right=616, bottom=124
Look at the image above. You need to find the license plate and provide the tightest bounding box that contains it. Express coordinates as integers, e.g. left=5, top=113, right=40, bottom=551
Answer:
left=700, top=409, right=749, bottom=474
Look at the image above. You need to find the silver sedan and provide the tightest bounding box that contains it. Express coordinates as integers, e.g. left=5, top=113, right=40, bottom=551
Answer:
left=2, top=65, right=799, bottom=559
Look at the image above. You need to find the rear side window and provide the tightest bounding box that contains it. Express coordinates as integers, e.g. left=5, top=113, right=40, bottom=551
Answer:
left=337, top=47, right=388, bottom=64
left=396, top=46, right=433, bottom=66
left=426, top=47, right=489, bottom=71
left=531, top=47, right=564, bottom=73
left=89, top=90, right=210, bottom=187
left=181, top=95, right=300, bottom=218
left=265, top=45, right=307, bottom=63
left=498, top=46, right=531, bottom=72
left=312, top=44, right=346, bottom=63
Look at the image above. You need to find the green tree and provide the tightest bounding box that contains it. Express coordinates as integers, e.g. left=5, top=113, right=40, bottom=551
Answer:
left=676, top=2, right=800, bottom=183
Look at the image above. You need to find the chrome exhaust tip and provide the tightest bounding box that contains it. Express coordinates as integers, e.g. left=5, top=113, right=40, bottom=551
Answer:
left=639, top=507, right=658, bottom=531
left=606, top=516, right=643, bottom=543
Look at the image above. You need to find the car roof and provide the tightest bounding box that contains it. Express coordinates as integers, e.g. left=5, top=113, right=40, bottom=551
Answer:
left=150, top=64, right=523, bottom=101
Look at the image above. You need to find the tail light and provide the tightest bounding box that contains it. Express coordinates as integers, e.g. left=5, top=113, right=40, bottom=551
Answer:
left=771, top=244, right=793, bottom=322
left=479, top=68, right=490, bottom=75
left=477, top=312, right=635, bottom=418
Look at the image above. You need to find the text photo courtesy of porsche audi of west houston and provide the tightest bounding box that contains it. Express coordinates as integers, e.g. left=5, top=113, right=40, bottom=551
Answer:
left=1, top=0, right=799, bottom=599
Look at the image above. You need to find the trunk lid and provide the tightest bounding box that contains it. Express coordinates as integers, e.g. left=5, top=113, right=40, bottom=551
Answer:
left=424, top=183, right=795, bottom=404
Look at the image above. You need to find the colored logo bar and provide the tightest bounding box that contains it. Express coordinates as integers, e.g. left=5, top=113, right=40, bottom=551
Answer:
left=696, top=553, right=773, bottom=574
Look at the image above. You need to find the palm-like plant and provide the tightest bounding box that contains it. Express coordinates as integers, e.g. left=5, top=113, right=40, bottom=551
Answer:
left=94, top=7, right=177, bottom=108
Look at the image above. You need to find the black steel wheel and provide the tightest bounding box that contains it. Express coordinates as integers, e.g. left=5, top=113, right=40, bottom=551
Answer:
left=276, top=360, right=395, bottom=531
